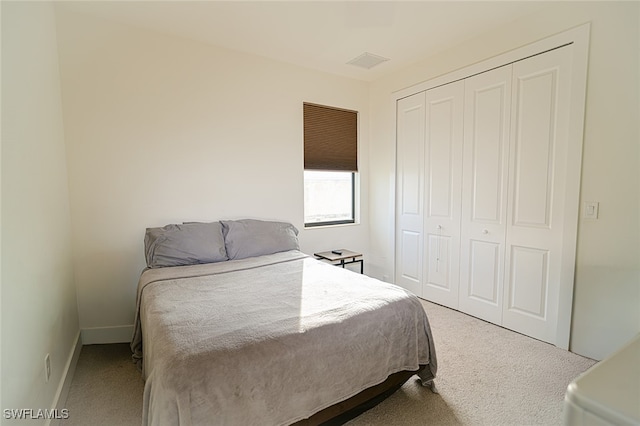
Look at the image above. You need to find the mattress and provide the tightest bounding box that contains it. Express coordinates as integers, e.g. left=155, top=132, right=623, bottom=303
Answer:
left=131, top=250, right=437, bottom=425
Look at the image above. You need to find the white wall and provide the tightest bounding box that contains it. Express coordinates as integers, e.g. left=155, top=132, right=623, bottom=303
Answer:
left=1, top=1, right=80, bottom=421
left=368, top=2, right=640, bottom=360
left=25, top=2, right=636, bottom=363
left=54, top=7, right=370, bottom=338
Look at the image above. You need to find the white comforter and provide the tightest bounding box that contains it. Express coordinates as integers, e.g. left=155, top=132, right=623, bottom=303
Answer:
left=131, top=250, right=437, bottom=425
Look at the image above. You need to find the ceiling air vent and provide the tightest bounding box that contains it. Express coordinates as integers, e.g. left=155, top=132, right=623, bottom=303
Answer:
left=347, top=52, right=389, bottom=69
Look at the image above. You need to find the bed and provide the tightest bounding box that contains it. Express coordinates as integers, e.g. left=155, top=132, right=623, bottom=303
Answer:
left=131, top=219, right=437, bottom=425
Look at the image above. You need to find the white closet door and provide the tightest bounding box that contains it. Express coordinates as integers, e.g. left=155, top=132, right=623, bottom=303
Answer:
left=459, top=65, right=512, bottom=324
left=502, top=46, right=572, bottom=344
left=422, top=81, right=464, bottom=308
left=395, top=92, right=426, bottom=296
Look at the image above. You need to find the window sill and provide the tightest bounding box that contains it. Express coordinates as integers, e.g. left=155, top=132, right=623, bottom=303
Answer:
left=304, top=221, right=360, bottom=230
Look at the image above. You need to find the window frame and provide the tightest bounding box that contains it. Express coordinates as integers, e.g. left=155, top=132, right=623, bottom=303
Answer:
left=304, top=171, right=356, bottom=228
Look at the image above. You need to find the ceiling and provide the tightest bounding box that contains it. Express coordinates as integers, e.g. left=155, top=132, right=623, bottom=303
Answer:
left=57, top=1, right=554, bottom=82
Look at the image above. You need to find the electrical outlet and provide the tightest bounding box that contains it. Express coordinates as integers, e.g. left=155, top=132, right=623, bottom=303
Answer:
left=44, top=353, right=51, bottom=383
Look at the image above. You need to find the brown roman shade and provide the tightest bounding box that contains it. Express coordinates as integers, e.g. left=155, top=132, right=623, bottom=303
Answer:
left=304, top=103, right=358, bottom=172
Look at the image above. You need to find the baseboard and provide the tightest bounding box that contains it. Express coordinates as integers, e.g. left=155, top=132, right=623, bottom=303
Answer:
left=80, top=325, right=134, bottom=345
left=45, top=325, right=133, bottom=426
left=47, top=330, right=82, bottom=426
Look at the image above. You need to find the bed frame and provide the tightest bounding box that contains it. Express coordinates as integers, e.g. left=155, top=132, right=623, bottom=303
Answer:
left=294, top=366, right=427, bottom=425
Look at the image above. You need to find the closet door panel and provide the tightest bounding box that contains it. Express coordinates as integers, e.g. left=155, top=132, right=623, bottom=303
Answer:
left=508, top=246, right=549, bottom=318
left=503, top=46, right=572, bottom=344
left=511, top=71, right=556, bottom=228
left=427, top=101, right=456, bottom=218
left=399, top=231, right=421, bottom=282
left=395, top=92, right=426, bottom=296
left=459, top=65, right=512, bottom=324
left=422, top=81, right=464, bottom=308
left=426, top=234, right=452, bottom=289
left=467, top=240, right=501, bottom=303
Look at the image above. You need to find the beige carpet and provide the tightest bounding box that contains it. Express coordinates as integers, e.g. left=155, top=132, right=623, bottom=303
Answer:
left=61, top=301, right=596, bottom=426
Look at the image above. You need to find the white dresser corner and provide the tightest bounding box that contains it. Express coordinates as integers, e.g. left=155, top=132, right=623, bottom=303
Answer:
left=564, top=334, right=640, bottom=426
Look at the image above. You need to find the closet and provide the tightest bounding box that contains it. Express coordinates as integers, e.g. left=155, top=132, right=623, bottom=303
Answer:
left=395, top=42, right=584, bottom=345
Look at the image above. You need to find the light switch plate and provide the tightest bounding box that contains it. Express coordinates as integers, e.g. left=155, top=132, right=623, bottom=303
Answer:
left=583, top=201, right=599, bottom=219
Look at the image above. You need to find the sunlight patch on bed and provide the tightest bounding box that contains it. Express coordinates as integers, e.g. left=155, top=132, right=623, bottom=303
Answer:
left=297, top=258, right=393, bottom=332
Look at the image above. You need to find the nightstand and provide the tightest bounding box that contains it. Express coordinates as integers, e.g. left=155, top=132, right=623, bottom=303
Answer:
left=314, top=249, right=363, bottom=274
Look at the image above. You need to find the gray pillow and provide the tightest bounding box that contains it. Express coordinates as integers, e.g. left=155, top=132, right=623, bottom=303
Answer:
left=221, top=219, right=300, bottom=260
left=144, top=222, right=228, bottom=268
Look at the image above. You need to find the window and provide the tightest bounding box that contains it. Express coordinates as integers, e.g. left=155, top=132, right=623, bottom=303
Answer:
left=304, top=171, right=354, bottom=226
left=303, top=103, right=358, bottom=227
